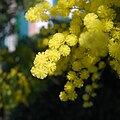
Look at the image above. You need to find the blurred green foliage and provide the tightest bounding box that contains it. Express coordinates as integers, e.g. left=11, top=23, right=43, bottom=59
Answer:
left=0, top=36, right=49, bottom=119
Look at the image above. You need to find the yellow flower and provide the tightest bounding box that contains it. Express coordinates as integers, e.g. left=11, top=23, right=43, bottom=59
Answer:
left=83, top=101, right=93, bottom=108
left=40, top=13, right=50, bottom=21
left=102, top=19, right=114, bottom=32
left=85, top=85, right=93, bottom=93
left=25, top=1, right=50, bottom=22
left=111, top=27, right=120, bottom=40
left=49, top=33, right=65, bottom=49
left=64, top=81, right=75, bottom=92
left=84, top=13, right=98, bottom=24
left=42, top=1, right=51, bottom=9
left=84, top=13, right=103, bottom=31
left=59, top=45, right=71, bottom=56
left=108, top=41, right=120, bottom=61
left=65, top=34, right=78, bottom=46
left=33, top=52, right=48, bottom=67
left=72, top=60, right=83, bottom=71
left=31, top=66, right=48, bottom=79
left=79, top=31, right=109, bottom=57
left=97, top=5, right=116, bottom=20
left=50, top=5, right=59, bottom=17
left=82, top=94, right=90, bottom=101
left=110, top=60, right=120, bottom=77
left=59, top=91, right=68, bottom=101
left=80, top=69, right=89, bottom=80
left=59, top=8, right=70, bottom=18
left=25, top=7, right=39, bottom=22
left=45, top=49, right=61, bottom=62
left=73, top=79, right=84, bottom=88
left=47, top=61, right=56, bottom=75
left=67, top=90, right=77, bottom=101
left=67, top=71, right=77, bottom=81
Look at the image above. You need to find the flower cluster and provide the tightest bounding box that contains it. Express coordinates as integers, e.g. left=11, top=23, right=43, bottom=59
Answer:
left=25, top=1, right=51, bottom=21
left=26, top=0, right=120, bottom=107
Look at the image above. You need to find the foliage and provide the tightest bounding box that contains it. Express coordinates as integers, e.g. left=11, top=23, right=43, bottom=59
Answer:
left=0, top=37, right=48, bottom=116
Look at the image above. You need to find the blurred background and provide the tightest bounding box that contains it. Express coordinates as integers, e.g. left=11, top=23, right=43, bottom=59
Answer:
left=0, top=0, right=120, bottom=120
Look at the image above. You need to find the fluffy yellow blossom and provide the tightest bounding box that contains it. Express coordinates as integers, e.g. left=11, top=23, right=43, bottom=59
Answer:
left=73, top=79, right=84, bottom=88
left=48, top=33, right=65, bottom=49
left=59, top=91, right=68, bottom=101
left=46, top=61, right=56, bottom=75
left=97, top=5, right=116, bottom=20
left=31, top=50, right=58, bottom=79
left=82, top=94, right=90, bottom=101
left=59, top=8, right=70, bottom=18
left=25, top=7, right=39, bottom=22
left=33, top=52, right=48, bottom=67
left=108, top=41, right=120, bottom=61
left=111, top=27, right=120, bottom=40
left=31, top=66, right=48, bottom=79
left=65, top=34, right=78, bottom=46
left=79, top=31, right=109, bottom=57
left=43, top=1, right=51, bottom=8
left=67, top=90, right=77, bottom=101
left=59, top=45, right=71, bottom=56
left=53, top=33, right=65, bottom=42
left=85, top=85, right=93, bottom=93
left=80, top=69, right=90, bottom=80
left=110, top=60, right=120, bottom=76
left=25, top=1, right=51, bottom=22
left=83, top=101, right=93, bottom=108
left=39, top=13, right=50, bottom=21
left=84, top=13, right=98, bottom=23
left=84, top=13, right=103, bottom=31
left=64, top=81, right=75, bottom=92
left=50, top=5, right=59, bottom=17
left=67, top=71, right=77, bottom=81
left=45, top=49, right=61, bottom=62
left=72, top=60, right=83, bottom=71
left=60, top=90, right=77, bottom=101
left=102, top=19, right=114, bottom=32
